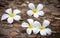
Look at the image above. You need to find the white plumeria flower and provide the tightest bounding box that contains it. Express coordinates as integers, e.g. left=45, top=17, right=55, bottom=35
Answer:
left=27, top=3, right=44, bottom=18
left=21, top=19, right=40, bottom=35
left=34, top=20, right=52, bottom=36
left=1, top=8, right=21, bottom=23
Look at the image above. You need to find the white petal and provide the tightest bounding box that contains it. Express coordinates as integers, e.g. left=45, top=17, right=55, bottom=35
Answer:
left=27, top=19, right=34, bottom=24
left=33, top=28, right=39, bottom=34
left=26, top=28, right=32, bottom=35
left=40, top=30, right=47, bottom=36
left=34, top=14, right=39, bottom=18
left=5, top=8, right=12, bottom=14
left=28, top=3, right=35, bottom=10
left=1, top=14, right=9, bottom=20
left=45, top=28, right=52, bottom=35
left=13, top=9, right=21, bottom=15
left=38, top=11, right=44, bottom=16
left=33, top=21, right=41, bottom=27
left=27, top=10, right=33, bottom=16
left=14, top=15, right=21, bottom=21
left=21, top=22, right=29, bottom=27
left=37, top=4, right=43, bottom=11
left=43, top=20, right=50, bottom=27
left=7, top=18, right=13, bottom=23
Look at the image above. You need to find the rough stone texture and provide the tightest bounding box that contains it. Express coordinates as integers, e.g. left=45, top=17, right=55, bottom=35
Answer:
left=0, top=0, right=60, bottom=38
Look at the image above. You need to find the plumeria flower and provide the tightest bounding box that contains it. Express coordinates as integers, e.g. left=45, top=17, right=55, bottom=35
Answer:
left=27, top=3, right=44, bottom=18
left=1, top=8, right=21, bottom=23
left=33, top=20, right=52, bottom=36
left=21, top=19, right=40, bottom=35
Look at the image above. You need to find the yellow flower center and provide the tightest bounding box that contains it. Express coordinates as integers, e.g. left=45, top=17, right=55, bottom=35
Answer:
left=28, top=24, right=33, bottom=29
left=9, top=13, right=14, bottom=18
left=39, top=26, right=44, bottom=30
left=33, top=9, right=38, bottom=14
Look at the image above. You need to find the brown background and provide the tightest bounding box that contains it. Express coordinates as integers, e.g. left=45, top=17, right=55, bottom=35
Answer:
left=0, top=0, right=60, bottom=38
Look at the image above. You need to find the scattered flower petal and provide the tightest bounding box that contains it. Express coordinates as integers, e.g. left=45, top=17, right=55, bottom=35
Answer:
left=21, top=22, right=29, bottom=27
left=27, top=19, right=34, bottom=24
left=14, top=15, right=21, bottom=21
left=34, top=14, right=39, bottom=18
left=13, top=9, right=21, bottom=15
left=40, top=30, right=47, bottom=36
left=28, top=3, right=35, bottom=10
left=43, top=20, right=50, bottom=27
left=1, top=14, right=9, bottom=20
left=37, top=4, right=43, bottom=11
left=26, top=28, right=32, bottom=35
left=27, top=10, right=33, bottom=16
left=5, top=8, right=12, bottom=14
left=33, top=28, right=39, bottom=34
left=38, top=11, right=44, bottom=16
left=7, top=18, right=13, bottom=23
left=33, top=21, right=41, bottom=27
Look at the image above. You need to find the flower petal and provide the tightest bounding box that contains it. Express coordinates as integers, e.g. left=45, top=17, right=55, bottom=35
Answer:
left=45, top=28, right=52, bottom=35
left=38, top=11, right=44, bottom=16
left=1, top=14, right=9, bottom=20
left=27, top=10, right=33, bottom=16
left=33, top=21, right=41, bottom=27
left=28, top=3, right=35, bottom=10
left=21, top=22, right=29, bottom=27
left=27, top=19, right=34, bottom=24
left=33, top=28, right=39, bottom=34
left=40, top=30, right=47, bottom=36
left=43, top=20, right=50, bottom=27
left=7, top=18, right=13, bottom=23
left=14, top=15, right=21, bottom=21
left=26, top=28, right=32, bottom=35
left=13, top=9, right=21, bottom=15
left=34, top=14, right=39, bottom=18
left=37, top=4, right=43, bottom=11
left=5, top=8, right=12, bottom=14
